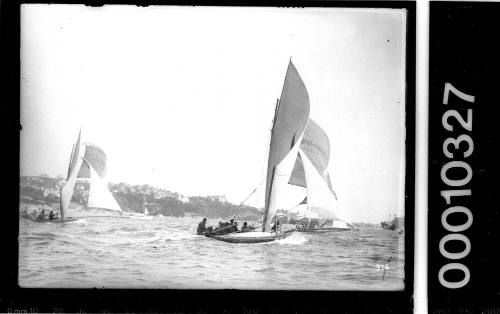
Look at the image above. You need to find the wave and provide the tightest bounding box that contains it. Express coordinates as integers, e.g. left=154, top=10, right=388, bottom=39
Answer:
left=65, top=219, right=88, bottom=225
left=276, top=232, right=308, bottom=245
left=161, top=231, right=199, bottom=242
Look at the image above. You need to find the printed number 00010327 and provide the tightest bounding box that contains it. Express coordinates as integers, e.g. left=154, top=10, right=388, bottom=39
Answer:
left=438, top=82, right=475, bottom=289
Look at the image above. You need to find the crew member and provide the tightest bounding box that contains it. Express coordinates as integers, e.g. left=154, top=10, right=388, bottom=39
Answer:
left=197, top=218, right=208, bottom=235
left=216, top=221, right=223, bottom=230
left=241, top=222, right=252, bottom=232
left=37, top=209, right=46, bottom=221
left=231, top=222, right=238, bottom=232
left=271, top=220, right=281, bottom=232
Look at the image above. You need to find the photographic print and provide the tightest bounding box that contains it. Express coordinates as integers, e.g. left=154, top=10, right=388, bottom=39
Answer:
left=19, top=4, right=410, bottom=291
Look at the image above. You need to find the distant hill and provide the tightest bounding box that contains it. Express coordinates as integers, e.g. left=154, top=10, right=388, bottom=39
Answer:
left=19, top=175, right=261, bottom=220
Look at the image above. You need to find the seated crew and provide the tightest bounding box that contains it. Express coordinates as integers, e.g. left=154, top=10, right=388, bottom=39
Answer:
left=216, top=221, right=223, bottom=230
left=231, top=222, right=238, bottom=232
left=241, top=221, right=248, bottom=231
left=196, top=217, right=208, bottom=235
left=49, top=211, right=55, bottom=220
left=37, top=209, right=46, bottom=221
left=241, top=222, right=254, bottom=232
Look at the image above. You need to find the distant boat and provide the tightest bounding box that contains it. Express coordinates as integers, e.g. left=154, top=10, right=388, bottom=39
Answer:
left=381, top=215, right=402, bottom=231
left=59, top=129, right=123, bottom=220
left=124, top=193, right=153, bottom=219
left=21, top=205, right=80, bottom=223
left=206, top=60, right=309, bottom=244
left=286, top=119, right=353, bottom=232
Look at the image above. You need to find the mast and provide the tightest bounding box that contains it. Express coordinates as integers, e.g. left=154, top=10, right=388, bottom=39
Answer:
left=262, top=97, right=280, bottom=231
left=262, top=166, right=276, bottom=231
left=59, top=189, right=65, bottom=220
left=66, top=144, right=75, bottom=180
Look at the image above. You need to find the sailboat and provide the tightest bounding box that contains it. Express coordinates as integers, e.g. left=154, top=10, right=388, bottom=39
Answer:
left=205, top=60, right=309, bottom=244
left=381, top=213, right=401, bottom=231
left=286, top=119, right=354, bottom=232
left=59, top=129, right=124, bottom=220
left=124, top=193, right=153, bottom=219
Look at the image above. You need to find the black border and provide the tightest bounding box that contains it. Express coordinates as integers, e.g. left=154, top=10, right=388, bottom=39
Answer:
left=2, top=1, right=416, bottom=313
left=428, top=2, right=500, bottom=312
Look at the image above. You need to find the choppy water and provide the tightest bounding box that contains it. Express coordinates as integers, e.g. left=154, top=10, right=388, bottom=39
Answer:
left=19, top=215, right=404, bottom=290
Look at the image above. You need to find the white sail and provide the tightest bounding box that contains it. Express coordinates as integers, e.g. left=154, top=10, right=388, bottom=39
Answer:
left=262, top=61, right=310, bottom=231
left=265, top=132, right=305, bottom=230
left=84, top=158, right=122, bottom=213
left=60, top=154, right=83, bottom=217
left=298, top=148, right=352, bottom=228
left=60, top=130, right=84, bottom=218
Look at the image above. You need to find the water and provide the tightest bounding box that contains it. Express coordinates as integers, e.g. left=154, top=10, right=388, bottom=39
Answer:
left=19, top=216, right=404, bottom=290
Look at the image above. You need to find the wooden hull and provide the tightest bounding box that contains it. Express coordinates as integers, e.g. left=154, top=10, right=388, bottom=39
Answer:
left=205, top=231, right=292, bottom=244
left=22, top=216, right=80, bottom=223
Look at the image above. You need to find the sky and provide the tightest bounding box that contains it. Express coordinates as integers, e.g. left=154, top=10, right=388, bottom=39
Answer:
left=20, top=5, right=407, bottom=223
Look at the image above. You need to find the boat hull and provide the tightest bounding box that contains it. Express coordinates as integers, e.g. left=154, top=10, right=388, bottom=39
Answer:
left=125, top=214, right=153, bottom=219
left=205, top=231, right=292, bottom=244
left=381, top=222, right=396, bottom=230
left=22, top=216, right=80, bottom=223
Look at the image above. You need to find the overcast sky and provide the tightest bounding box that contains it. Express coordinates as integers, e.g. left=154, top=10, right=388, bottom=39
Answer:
left=20, top=5, right=407, bottom=223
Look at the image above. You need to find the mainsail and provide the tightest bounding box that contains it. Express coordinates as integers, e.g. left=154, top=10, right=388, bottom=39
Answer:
left=60, top=130, right=83, bottom=219
left=84, top=158, right=122, bottom=212
left=262, top=61, right=310, bottom=231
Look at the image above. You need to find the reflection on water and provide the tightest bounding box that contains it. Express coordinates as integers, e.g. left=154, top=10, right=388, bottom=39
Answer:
left=19, top=216, right=404, bottom=290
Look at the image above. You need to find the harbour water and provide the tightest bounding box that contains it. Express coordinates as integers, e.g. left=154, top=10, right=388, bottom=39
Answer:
left=19, top=215, right=404, bottom=290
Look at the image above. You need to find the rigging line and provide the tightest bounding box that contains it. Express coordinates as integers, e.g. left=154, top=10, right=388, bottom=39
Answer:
left=239, top=176, right=266, bottom=206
